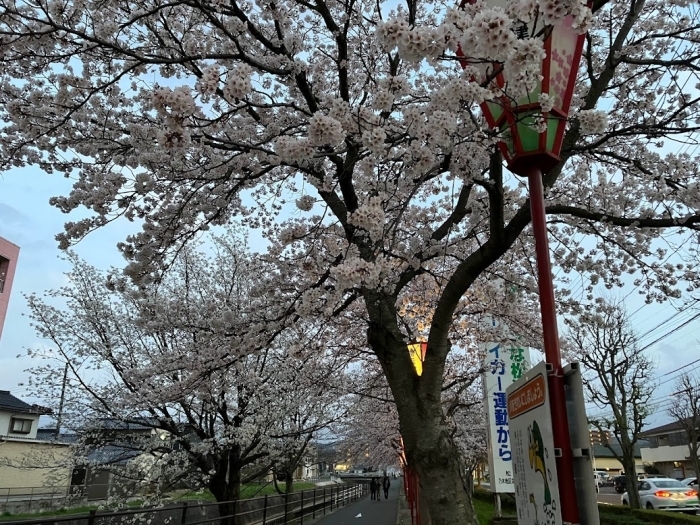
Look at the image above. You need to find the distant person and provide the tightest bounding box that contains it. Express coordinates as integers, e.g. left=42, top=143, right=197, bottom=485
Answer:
left=382, top=476, right=391, bottom=499
left=370, top=477, right=378, bottom=500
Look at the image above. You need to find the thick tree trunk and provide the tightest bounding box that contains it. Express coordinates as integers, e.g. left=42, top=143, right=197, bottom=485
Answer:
left=621, top=456, right=640, bottom=509
left=367, top=318, right=478, bottom=525
left=209, top=453, right=242, bottom=525
left=402, top=413, right=478, bottom=525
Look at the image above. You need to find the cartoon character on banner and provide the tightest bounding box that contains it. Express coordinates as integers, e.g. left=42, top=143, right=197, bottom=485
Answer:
left=528, top=421, right=558, bottom=525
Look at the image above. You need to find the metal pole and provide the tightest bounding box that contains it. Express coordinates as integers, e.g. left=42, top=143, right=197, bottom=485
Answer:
left=55, top=363, right=69, bottom=437
left=262, top=495, right=268, bottom=525
left=300, top=490, right=304, bottom=525
left=323, top=488, right=326, bottom=515
left=180, top=502, right=188, bottom=525
left=527, top=167, right=580, bottom=525
left=313, top=489, right=316, bottom=519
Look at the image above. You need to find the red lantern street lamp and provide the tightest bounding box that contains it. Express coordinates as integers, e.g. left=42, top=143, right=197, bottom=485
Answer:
left=457, top=3, right=588, bottom=524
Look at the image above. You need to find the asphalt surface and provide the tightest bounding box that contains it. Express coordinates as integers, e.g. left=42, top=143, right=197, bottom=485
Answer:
left=313, top=481, right=399, bottom=525
left=597, top=485, right=623, bottom=505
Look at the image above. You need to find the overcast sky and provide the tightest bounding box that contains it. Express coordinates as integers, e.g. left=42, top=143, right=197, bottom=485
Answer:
left=1, top=170, right=698, bottom=430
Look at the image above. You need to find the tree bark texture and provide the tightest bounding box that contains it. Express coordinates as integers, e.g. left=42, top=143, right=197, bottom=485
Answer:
left=209, top=452, right=243, bottom=525
left=622, top=456, right=641, bottom=509
left=367, top=307, right=478, bottom=525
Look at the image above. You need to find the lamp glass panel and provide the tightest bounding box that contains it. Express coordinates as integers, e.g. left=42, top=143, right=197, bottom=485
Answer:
left=547, top=16, right=579, bottom=114
left=515, top=83, right=542, bottom=108
left=407, top=343, right=424, bottom=376
left=499, top=123, right=516, bottom=159
left=514, top=115, right=541, bottom=153
left=546, top=117, right=560, bottom=151
left=485, top=100, right=504, bottom=123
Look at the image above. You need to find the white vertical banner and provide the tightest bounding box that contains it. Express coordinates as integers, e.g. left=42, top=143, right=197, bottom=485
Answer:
left=506, top=361, right=562, bottom=525
left=483, top=342, right=531, bottom=493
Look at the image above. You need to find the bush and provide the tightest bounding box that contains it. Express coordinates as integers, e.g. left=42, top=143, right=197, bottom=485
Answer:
left=599, top=505, right=700, bottom=524
left=472, top=489, right=517, bottom=510
left=472, top=490, right=700, bottom=524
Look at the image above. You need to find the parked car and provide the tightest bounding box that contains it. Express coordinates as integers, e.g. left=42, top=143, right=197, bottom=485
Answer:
left=622, top=478, right=700, bottom=513
left=614, top=475, right=627, bottom=494
left=595, top=471, right=611, bottom=484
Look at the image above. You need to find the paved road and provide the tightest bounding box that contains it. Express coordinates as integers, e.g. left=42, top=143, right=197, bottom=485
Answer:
left=597, top=486, right=622, bottom=505
left=314, top=480, right=399, bottom=525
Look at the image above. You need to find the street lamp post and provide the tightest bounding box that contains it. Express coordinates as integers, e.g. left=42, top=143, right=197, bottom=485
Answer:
left=457, top=4, right=589, bottom=524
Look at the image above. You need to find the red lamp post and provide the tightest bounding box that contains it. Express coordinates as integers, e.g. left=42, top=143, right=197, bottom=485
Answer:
left=457, top=4, right=588, bottom=524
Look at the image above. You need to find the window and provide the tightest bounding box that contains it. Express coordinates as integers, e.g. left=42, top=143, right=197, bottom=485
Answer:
left=0, top=256, right=8, bottom=293
left=670, top=432, right=689, bottom=447
left=10, top=417, right=33, bottom=434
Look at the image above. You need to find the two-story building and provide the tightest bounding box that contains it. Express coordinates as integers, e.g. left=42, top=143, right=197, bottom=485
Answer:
left=639, top=419, right=697, bottom=479
left=0, top=237, right=20, bottom=342
left=0, top=390, right=72, bottom=491
left=591, top=443, right=646, bottom=477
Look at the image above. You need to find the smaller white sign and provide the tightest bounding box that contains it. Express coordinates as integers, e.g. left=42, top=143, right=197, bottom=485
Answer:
left=483, top=342, right=531, bottom=493
left=506, top=361, right=562, bottom=525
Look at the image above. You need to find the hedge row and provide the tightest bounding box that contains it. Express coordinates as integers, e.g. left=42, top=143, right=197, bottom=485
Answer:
left=600, top=504, right=700, bottom=525
left=473, top=489, right=700, bottom=525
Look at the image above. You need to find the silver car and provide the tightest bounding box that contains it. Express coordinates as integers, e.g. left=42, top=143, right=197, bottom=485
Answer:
left=622, top=478, right=700, bottom=513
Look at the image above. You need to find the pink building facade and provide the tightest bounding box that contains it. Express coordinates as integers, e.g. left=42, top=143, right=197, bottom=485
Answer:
left=0, top=237, right=20, bottom=342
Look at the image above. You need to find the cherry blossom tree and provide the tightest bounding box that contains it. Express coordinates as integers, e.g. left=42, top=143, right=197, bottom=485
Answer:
left=3, top=0, right=700, bottom=522
left=668, top=371, right=700, bottom=502
left=25, top=238, right=345, bottom=520
left=565, top=298, right=654, bottom=509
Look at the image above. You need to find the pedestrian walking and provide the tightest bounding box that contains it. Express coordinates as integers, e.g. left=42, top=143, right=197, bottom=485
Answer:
left=382, top=475, right=391, bottom=499
left=370, top=477, right=378, bottom=500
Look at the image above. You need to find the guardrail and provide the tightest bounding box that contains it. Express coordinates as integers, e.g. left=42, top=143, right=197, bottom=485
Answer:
left=0, top=483, right=366, bottom=525
left=1, top=487, right=71, bottom=503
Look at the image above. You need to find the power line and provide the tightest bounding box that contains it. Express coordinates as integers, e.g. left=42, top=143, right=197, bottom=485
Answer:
left=638, top=310, right=700, bottom=353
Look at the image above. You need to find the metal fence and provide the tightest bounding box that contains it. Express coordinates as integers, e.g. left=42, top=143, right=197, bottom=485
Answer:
left=1, top=486, right=71, bottom=503
left=0, top=485, right=109, bottom=513
left=1, top=483, right=367, bottom=525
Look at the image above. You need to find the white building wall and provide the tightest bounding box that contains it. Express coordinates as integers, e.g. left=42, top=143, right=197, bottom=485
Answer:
left=640, top=445, right=689, bottom=464
left=0, top=411, right=41, bottom=439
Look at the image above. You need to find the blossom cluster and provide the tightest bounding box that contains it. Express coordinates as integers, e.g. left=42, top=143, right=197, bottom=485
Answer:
left=308, top=113, right=345, bottom=147
left=295, top=195, right=315, bottom=211
left=375, top=19, right=444, bottom=62
left=361, top=127, right=386, bottom=155
left=196, top=66, right=220, bottom=95
left=223, top=64, right=253, bottom=101
left=347, top=196, right=385, bottom=241
left=503, top=38, right=547, bottom=99
left=274, top=136, right=315, bottom=164
left=152, top=86, right=197, bottom=118
left=577, top=109, right=609, bottom=135
left=331, top=255, right=394, bottom=291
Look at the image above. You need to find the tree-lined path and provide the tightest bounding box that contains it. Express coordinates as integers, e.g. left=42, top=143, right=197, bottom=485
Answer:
left=315, top=481, right=399, bottom=525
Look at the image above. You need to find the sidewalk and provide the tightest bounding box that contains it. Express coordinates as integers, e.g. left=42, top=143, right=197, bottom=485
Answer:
left=313, top=480, right=399, bottom=525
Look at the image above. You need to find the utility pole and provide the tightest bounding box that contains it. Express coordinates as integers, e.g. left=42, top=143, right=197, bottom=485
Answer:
left=55, top=363, right=69, bottom=438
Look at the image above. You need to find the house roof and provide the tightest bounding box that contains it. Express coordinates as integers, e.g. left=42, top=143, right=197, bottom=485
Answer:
left=0, top=390, right=51, bottom=414
left=86, top=445, right=141, bottom=466
left=639, top=419, right=690, bottom=438
left=88, top=418, right=157, bottom=431
left=36, top=428, right=80, bottom=443
left=592, top=443, right=645, bottom=459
